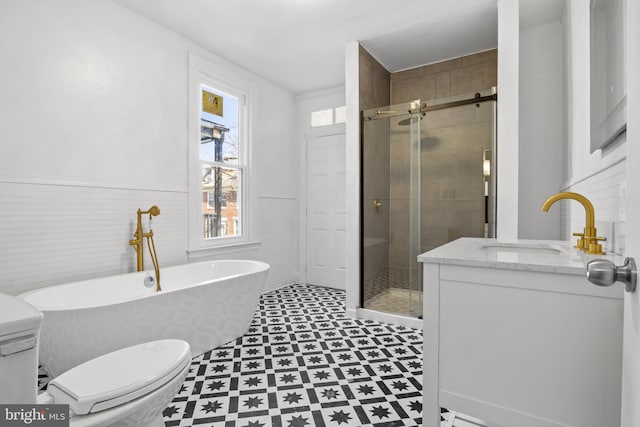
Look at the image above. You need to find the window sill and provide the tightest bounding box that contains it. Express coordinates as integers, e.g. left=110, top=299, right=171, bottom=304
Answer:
left=186, top=241, right=262, bottom=262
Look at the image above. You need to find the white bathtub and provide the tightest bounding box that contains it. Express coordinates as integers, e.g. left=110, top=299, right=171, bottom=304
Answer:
left=20, top=260, right=269, bottom=378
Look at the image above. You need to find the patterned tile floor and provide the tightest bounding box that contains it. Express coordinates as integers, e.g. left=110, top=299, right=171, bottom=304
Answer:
left=39, top=284, right=458, bottom=426
left=162, top=284, right=439, bottom=426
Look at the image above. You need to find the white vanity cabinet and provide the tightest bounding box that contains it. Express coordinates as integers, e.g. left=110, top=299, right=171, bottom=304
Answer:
left=419, top=238, right=623, bottom=427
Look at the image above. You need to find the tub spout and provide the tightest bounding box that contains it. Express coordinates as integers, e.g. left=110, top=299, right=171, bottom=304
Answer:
left=129, top=206, right=162, bottom=291
left=540, top=192, right=605, bottom=254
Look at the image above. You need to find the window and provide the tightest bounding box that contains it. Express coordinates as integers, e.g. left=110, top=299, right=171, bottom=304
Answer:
left=311, top=109, right=333, bottom=127
left=310, top=106, right=346, bottom=127
left=189, top=54, right=250, bottom=251
left=198, top=84, right=244, bottom=240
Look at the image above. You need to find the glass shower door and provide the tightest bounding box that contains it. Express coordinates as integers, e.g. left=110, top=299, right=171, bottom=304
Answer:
left=420, top=89, right=497, bottom=252
left=407, top=111, right=423, bottom=317
left=361, top=89, right=497, bottom=319
left=361, top=100, right=423, bottom=317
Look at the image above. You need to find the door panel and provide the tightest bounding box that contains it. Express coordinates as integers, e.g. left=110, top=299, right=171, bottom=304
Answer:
left=621, top=0, right=639, bottom=424
left=306, top=133, right=346, bottom=289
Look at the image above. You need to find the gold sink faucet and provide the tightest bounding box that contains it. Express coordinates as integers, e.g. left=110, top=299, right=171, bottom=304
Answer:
left=541, top=192, right=605, bottom=254
left=129, top=205, right=162, bottom=291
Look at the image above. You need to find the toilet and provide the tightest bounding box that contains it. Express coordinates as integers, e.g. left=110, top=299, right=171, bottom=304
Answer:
left=0, top=293, right=191, bottom=427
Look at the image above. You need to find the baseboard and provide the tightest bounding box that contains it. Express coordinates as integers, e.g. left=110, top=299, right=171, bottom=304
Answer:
left=357, top=308, right=423, bottom=330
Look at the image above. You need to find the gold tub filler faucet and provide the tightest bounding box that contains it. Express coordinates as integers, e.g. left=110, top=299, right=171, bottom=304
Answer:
left=541, top=192, right=606, bottom=255
left=129, top=205, right=162, bottom=291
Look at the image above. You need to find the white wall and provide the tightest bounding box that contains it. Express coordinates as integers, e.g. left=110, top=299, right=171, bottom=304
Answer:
left=0, top=0, right=298, bottom=295
left=562, top=0, right=627, bottom=254
left=345, top=42, right=361, bottom=316
left=518, top=21, right=565, bottom=240
left=496, top=0, right=519, bottom=239
left=513, top=0, right=624, bottom=248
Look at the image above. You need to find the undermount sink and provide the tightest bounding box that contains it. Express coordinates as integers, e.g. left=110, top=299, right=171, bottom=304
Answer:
left=478, top=242, right=568, bottom=255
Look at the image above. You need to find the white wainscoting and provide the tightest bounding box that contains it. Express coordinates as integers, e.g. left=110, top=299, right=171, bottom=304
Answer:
left=0, top=181, right=188, bottom=295
left=257, top=196, right=298, bottom=292
left=0, top=181, right=299, bottom=296
left=563, top=158, right=626, bottom=254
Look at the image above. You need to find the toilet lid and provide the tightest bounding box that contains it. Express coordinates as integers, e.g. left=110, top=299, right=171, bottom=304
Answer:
left=47, top=339, right=191, bottom=415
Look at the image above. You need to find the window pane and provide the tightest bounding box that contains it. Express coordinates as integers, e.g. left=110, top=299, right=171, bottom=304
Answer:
left=311, top=109, right=333, bottom=127
left=202, top=166, right=241, bottom=239
left=200, top=85, right=239, bottom=165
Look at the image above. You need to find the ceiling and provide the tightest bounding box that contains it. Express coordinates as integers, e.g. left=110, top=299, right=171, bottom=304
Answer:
left=113, top=0, right=563, bottom=95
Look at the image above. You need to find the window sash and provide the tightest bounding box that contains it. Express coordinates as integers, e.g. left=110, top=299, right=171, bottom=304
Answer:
left=189, top=53, right=252, bottom=252
left=200, top=163, right=243, bottom=240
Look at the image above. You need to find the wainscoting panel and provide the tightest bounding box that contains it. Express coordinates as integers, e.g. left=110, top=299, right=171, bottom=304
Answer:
left=0, top=181, right=188, bottom=295
left=257, top=196, right=298, bottom=291
left=563, top=158, right=626, bottom=254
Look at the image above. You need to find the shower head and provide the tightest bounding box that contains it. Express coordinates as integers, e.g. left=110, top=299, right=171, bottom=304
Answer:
left=148, top=205, right=160, bottom=216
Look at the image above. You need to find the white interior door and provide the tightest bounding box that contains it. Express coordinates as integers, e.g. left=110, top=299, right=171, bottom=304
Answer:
left=306, top=133, right=346, bottom=289
left=621, top=0, right=639, bottom=424
left=621, top=155, right=639, bottom=425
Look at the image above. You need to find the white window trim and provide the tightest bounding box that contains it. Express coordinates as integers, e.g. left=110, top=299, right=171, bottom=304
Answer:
left=188, top=53, right=254, bottom=253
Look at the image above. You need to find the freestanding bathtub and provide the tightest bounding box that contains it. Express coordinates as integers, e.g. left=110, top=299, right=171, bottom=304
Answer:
left=20, top=260, right=269, bottom=378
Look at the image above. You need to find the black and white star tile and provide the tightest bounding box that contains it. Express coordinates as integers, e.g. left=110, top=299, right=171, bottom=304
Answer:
left=163, top=284, right=451, bottom=426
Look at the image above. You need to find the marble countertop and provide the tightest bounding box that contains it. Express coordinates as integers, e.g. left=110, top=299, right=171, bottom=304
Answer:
left=417, top=237, right=625, bottom=276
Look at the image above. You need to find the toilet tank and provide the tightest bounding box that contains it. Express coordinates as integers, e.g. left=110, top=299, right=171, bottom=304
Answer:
left=0, top=293, right=43, bottom=404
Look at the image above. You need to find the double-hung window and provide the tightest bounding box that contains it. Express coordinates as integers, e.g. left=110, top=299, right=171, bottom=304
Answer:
left=189, top=55, right=249, bottom=252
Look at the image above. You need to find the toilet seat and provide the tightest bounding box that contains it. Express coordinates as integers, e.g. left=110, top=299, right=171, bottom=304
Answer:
left=46, top=339, right=191, bottom=415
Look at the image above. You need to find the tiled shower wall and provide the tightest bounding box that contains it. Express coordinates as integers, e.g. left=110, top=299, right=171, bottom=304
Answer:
left=390, top=49, right=497, bottom=103
left=389, top=50, right=497, bottom=273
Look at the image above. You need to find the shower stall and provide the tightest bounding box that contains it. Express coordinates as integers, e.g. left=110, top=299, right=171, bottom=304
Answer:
left=361, top=88, right=497, bottom=317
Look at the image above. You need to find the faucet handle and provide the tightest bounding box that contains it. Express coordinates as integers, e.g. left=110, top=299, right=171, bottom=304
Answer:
left=571, top=232, right=586, bottom=251
left=587, top=236, right=607, bottom=255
